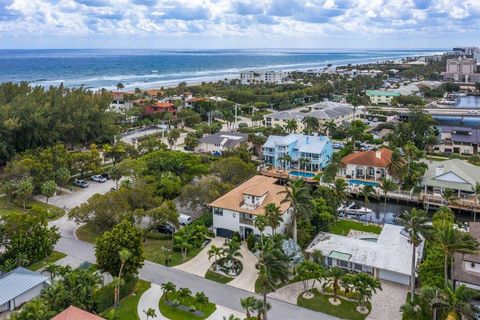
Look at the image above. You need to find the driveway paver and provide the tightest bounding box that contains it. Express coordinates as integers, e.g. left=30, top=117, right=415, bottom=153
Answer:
left=228, top=243, right=259, bottom=293
left=174, top=237, right=225, bottom=276
left=367, top=280, right=407, bottom=320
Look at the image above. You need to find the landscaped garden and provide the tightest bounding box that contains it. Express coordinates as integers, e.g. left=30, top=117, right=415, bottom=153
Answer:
left=101, top=279, right=151, bottom=320
left=298, top=288, right=371, bottom=320
left=204, top=237, right=243, bottom=284
left=329, top=219, right=382, bottom=236
left=159, top=282, right=216, bottom=320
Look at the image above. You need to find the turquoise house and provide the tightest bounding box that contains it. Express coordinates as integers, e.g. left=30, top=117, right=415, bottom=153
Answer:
left=262, top=134, right=333, bottom=171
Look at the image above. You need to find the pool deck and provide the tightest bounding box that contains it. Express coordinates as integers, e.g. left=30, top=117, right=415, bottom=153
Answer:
left=259, top=168, right=320, bottom=183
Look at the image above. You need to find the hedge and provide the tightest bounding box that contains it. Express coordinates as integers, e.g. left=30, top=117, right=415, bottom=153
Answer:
left=94, top=277, right=138, bottom=313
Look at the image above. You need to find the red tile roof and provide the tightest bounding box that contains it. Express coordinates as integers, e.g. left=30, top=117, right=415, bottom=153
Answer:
left=51, top=306, right=104, bottom=320
left=341, top=148, right=393, bottom=168
left=155, top=101, right=174, bottom=108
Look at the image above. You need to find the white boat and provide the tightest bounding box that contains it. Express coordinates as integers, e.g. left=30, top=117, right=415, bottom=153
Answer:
left=337, top=202, right=374, bottom=215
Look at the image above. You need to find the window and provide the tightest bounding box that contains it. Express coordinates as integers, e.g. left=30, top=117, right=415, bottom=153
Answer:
left=213, top=208, right=223, bottom=216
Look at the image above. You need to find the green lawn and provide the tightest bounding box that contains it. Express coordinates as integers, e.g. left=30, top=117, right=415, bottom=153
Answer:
left=159, top=292, right=216, bottom=320
left=76, top=223, right=103, bottom=243
left=329, top=219, right=382, bottom=236
left=102, top=280, right=151, bottom=320
left=0, top=197, right=64, bottom=221
left=76, top=223, right=204, bottom=267
left=298, top=289, right=370, bottom=320
left=28, top=251, right=67, bottom=271
left=143, top=239, right=204, bottom=267
left=204, top=269, right=233, bottom=284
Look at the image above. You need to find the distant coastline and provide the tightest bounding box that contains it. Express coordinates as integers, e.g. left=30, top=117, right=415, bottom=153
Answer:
left=0, top=49, right=446, bottom=91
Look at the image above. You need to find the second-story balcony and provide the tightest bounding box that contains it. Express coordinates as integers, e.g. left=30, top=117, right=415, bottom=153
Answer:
left=239, top=200, right=260, bottom=211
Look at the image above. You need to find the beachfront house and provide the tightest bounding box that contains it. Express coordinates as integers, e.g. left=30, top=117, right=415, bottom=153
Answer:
left=264, top=101, right=357, bottom=133
left=144, top=101, right=177, bottom=117
left=0, top=267, right=49, bottom=313
left=339, top=149, right=394, bottom=182
left=366, top=90, right=400, bottom=105
left=209, top=176, right=292, bottom=239
left=420, top=159, right=480, bottom=204
left=262, top=134, right=333, bottom=171
left=196, top=131, right=248, bottom=153
left=306, top=224, right=424, bottom=285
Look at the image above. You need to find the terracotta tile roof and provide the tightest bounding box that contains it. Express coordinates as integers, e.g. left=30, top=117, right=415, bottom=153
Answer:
left=341, top=148, right=392, bottom=168
left=155, top=101, right=174, bottom=108
left=146, top=89, right=163, bottom=96
left=209, top=175, right=290, bottom=216
left=51, top=306, right=104, bottom=320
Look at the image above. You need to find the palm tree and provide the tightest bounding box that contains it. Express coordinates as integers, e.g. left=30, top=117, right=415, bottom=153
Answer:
left=240, top=296, right=257, bottom=318
left=174, top=231, right=193, bottom=259
left=434, top=225, right=478, bottom=284
left=285, top=119, right=298, bottom=133
left=143, top=307, right=157, bottom=319
left=423, top=284, right=477, bottom=320
left=397, top=208, right=430, bottom=303
left=44, top=263, right=61, bottom=283
left=116, top=82, right=124, bottom=91
left=167, top=129, right=181, bottom=150
left=223, top=238, right=243, bottom=266
left=207, top=245, right=223, bottom=266
left=195, top=291, right=209, bottom=305
left=379, top=178, right=398, bottom=205
left=279, top=179, right=312, bottom=245
left=161, top=281, right=176, bottom=302
left=263, top=203, right=283, bottom=235
left=114, top=248, right=131, bottom=306
left=443, top=188, right=456, bottom=205
left=278, top=154, right=292, bottom=170
left=178, top=287, right=192, bottom=304
left=322, top=120, right=337, bottom=137
left=359, top=185, right=375, bottom=204
left=332, top=178, right=349, bottom=205
left=302, top=116, right=319, bottom=135
left=351, top=273, right=382, bottom=313
left=322, top=267, right=345, bottom=304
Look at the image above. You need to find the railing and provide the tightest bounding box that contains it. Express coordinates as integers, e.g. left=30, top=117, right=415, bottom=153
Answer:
left=239, top=218, right=253, bottom=226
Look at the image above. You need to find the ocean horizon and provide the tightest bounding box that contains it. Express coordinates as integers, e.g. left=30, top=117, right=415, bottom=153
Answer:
left=0, top=48, right=445, bottom=90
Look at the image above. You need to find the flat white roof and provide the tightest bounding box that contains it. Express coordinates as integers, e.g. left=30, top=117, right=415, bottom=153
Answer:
left=306, top=224, right=423, bottom=276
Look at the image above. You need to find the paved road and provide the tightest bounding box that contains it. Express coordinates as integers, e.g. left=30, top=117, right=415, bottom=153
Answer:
left=45, top=183, right=337, bottom=320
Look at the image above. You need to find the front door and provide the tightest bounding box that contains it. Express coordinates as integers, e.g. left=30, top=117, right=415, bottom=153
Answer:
left=244, top=227, right=253, bottom=239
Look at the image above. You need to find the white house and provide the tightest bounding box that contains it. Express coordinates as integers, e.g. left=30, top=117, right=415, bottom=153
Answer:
left=209, top=175, right=292, bottom=239
left=0, top=267, right=49, bottom=313
left=339, top=149, right=395, bottom=182
left=240, top=71, right=286, bottom=85
left=306, top=224, right=424, bottom=285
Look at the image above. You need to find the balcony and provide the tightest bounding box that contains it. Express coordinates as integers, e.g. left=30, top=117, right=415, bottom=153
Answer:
left=239, top=218, right=254, bottom=226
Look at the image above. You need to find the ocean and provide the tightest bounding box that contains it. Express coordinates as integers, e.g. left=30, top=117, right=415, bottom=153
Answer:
left=0, top=49, right=444, bottom=90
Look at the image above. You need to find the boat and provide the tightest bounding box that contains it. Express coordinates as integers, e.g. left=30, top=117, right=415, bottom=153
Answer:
left=337, top=202, right=374, bottom=215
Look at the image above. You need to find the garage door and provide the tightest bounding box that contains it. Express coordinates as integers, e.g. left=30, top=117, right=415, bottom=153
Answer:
left=378, top=270, right=409, bottom=285
left=216, top=228, right=235, bottom=238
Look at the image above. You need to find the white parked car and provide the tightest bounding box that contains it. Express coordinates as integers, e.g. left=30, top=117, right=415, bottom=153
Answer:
left=178, top=214, right=192, bottom=226
left=91, top=175, right=107, bottom=183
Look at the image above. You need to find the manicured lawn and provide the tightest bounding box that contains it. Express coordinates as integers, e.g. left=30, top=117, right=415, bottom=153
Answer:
left=0, top=197, right=64, bottom=221
left=28, top=251, right=67, bottom=271
left=143, top=239, right=204, bottom=267
left=76, top=223, right=103, bottom=243
left=329, top=219, right=382, bottom=236
left=204, top=269, right=233, bottom=284
left=298, top=289, right=370, bottom=320
left=159, top=292, right=216, bottom=320
left=76, top=223, right=204, bottom=267
left=102, top=280, right=151, bottom=320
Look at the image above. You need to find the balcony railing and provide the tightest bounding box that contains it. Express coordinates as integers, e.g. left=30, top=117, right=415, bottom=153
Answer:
left=240, top=218, right=253, bottom=225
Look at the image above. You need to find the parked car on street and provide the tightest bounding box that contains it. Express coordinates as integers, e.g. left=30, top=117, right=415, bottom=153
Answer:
left=91, top=175, right=107, bottom=183
left=74, top=179, right=89, bottom=188
left=157, top=224, right=175, bottom=235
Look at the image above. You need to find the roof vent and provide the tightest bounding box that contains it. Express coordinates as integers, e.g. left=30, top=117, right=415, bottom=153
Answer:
left=436, top=165, right=444, bottom=176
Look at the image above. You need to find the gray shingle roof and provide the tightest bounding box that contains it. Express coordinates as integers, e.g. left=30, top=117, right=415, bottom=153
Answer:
left=0, top=267, right=49, bottom=305
left=198, top=131, right=248, bottom=147
left=266, top=101, right=354, bottom=122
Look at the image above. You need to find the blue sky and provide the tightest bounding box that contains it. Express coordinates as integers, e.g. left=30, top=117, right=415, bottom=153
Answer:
left=0, top=0, right=479, bottom=49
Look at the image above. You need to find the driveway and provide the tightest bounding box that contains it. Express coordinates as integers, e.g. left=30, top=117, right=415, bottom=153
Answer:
left=228, top=243, right=258, bottom=293
left=138, top=283, right=165, bottom=320
left=367, top=280, right=407, bottom=320
left=174, top=237, right=225, bottom=276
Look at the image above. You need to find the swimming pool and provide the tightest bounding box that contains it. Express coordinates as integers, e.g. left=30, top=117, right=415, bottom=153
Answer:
left=348, top=179, right=379, bottom=187
left=289, top=171, right=316, bottom=178
left=359, top=237, right=378, bottom=242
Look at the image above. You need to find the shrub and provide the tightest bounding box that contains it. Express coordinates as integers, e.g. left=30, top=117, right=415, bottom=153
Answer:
left=232, top=232, right=241, bottom=242
left=246, top=234, right=256, bottom=252
left=145, top=231, right=173, bottom=240
left=94, top=277, right=138, bottom=313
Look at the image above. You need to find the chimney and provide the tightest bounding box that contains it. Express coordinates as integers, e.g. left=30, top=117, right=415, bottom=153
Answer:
left=375, top=150, right=382, bottom=159
left=436, top=165, right=444, bottom=176
left=306, top=136, right=309, bottom=144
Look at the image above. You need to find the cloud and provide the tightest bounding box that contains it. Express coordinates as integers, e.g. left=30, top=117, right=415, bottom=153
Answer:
left=0, top=0, right=479, bottom=48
